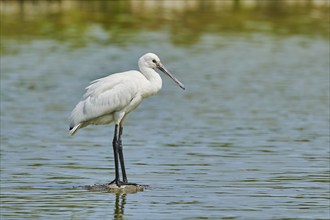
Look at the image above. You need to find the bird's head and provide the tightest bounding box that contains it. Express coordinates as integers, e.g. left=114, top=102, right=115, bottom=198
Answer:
left=139, top=53, right=185, bottom=90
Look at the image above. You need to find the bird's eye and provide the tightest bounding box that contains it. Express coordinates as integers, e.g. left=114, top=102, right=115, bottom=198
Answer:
left=152, top=59, right=157, bottom=63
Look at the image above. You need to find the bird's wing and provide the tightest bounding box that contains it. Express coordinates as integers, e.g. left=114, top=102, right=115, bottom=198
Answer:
left=70, top=71, right=142, bottom=128
left=83, top=74, right=123, bottom=99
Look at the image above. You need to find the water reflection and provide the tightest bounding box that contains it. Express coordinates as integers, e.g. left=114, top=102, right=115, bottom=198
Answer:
left=114, top=193, right=126, bottom=220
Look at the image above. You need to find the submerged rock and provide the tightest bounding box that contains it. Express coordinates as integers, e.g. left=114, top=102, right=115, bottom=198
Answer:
left=75, top=183, right=149, bottom=193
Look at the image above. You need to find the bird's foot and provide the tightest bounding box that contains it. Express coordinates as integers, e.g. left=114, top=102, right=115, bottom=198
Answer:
left=108, top=179, right=137, bottom=187
left=123, top=182, right=138, bottom=186
left=108, top=179, right=123, bottom=187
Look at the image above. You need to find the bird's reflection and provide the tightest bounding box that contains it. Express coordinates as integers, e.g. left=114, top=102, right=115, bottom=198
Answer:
left=113, top=193, right=126, bottom=220
left=78, top=183, right=146, bottom=219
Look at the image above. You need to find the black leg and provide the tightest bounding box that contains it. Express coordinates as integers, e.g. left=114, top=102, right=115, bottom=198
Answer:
left=110, top=124, right=121, bottom=186
left=110, top=124, right=136, bottom=187
left=118, top=126, right=128, bottom=183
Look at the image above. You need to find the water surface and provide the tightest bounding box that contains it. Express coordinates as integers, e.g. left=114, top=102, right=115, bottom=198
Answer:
left=1, top=1, right=329, bottom=219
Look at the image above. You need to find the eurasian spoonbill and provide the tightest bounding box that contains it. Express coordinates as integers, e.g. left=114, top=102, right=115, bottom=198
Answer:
left=69, top=53, right=185, bottom=186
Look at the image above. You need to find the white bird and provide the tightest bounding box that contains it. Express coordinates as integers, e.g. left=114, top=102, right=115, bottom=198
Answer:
left=69, top=53, right=185, bottom=186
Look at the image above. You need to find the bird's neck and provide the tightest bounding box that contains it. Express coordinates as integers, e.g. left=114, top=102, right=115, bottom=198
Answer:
left=139, top=66, right=162, bottom=97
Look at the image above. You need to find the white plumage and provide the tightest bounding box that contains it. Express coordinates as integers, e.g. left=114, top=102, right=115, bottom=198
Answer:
left=69, top=53, right=185, bottom=135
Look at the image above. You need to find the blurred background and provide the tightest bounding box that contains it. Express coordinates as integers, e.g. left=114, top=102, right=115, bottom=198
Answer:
left=1, top=0, right=329, bottom=219
left=1, top=0, right=328, bottom=46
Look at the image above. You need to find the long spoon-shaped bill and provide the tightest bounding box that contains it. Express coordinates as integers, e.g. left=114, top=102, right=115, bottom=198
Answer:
left=157, top=63, right=185, bottom=90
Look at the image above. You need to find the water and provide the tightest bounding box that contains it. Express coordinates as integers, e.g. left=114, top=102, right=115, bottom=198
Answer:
left=1, top=1, right=329, bottom=219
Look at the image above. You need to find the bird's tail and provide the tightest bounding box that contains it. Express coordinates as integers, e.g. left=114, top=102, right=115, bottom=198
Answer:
left=69, top=124, right=81, bottom=136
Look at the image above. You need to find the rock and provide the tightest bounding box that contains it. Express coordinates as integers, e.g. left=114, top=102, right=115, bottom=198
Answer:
left=75, top=183, right=149, bottom=193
